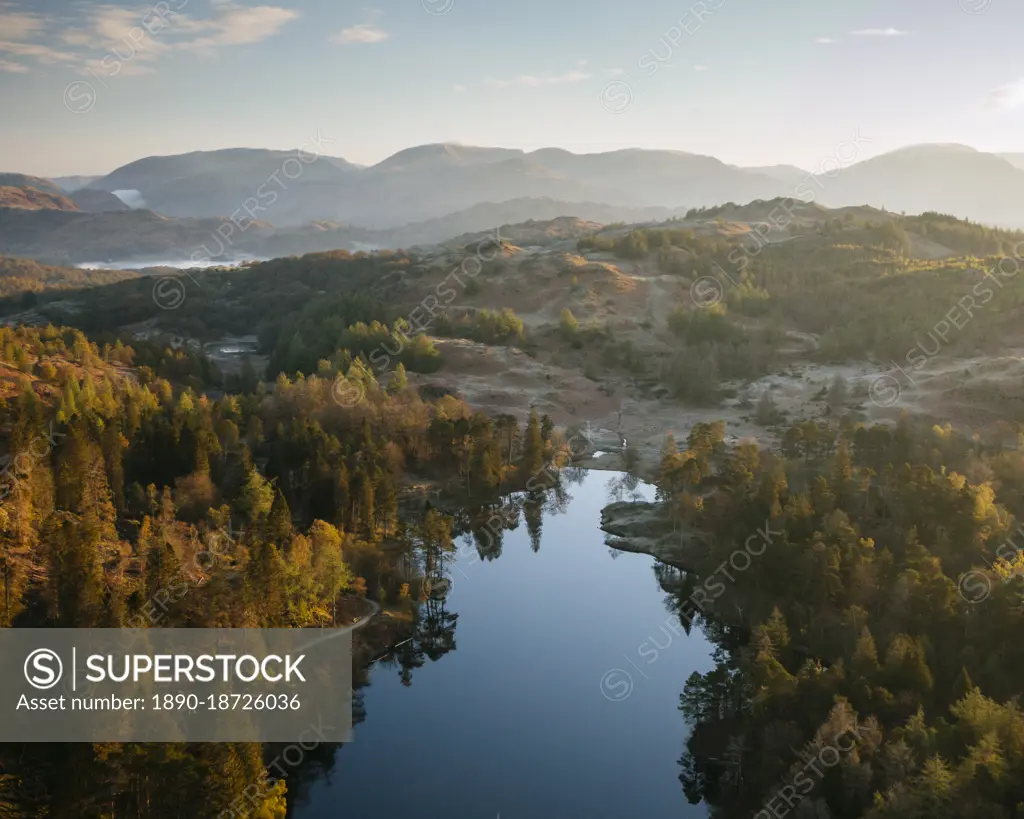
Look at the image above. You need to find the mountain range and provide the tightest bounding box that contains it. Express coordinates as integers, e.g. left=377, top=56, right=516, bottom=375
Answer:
left=2, top=142, right=1024, bottom=264
left=75, top=142, right=1024, bottom=230
left=72, top=144, right=782, bottom=228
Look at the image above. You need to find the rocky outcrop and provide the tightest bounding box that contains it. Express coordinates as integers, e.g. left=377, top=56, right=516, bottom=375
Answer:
left=600, top=501, right=697, bottom=567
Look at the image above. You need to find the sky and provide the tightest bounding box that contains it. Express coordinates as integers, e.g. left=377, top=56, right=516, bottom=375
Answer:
left=1, top=0, right=1023, bottom=176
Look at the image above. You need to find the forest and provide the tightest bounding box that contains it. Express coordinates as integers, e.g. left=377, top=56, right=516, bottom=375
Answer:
left=2, top=206, right=1024, bottom=816
left=654, top=413, right=1024, bottom=817
left=0, top=323, right=562, bottom=817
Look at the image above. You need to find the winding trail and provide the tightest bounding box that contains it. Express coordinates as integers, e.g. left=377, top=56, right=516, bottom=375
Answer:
left=335, top=598, right=381, bottom=635
left=293, top=598, right=382, bottom=655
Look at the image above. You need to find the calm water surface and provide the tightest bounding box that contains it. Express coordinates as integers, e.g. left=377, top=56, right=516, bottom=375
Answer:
left=296, top=471, right=714, bottom=819
left=76, top=258, right=266, bottom=270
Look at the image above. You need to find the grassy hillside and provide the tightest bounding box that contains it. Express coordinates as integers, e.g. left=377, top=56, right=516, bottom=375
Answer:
left=8, top=201, right=1022, bottom=415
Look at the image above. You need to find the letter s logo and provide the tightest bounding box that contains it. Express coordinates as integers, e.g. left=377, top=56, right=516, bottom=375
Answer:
left=25, top=649, right=63, bottom=690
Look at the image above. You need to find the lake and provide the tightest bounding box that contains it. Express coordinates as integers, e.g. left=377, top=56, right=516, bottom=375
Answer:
left=75, top=258, right=266, bottom=271
left=294, top=470, right=715, bottom=819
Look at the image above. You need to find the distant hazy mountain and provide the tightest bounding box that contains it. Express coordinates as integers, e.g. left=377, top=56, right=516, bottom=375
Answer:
left=736, top=164, right=809, bottom=186
left=4, top=141, right=1021, bottom=264
left=814, top=144, right=1024, bottom=228
left=88, top=147, right=359, bottom=225
left=347, top=153, right=600, bottom=227
left=998, top=153, right=1024, bottom=171
left=520, top=148, right=784, bottom=208
left=80, top=143, right=789, bottom=228
left=373, top=144, right=524, bottom=171
left=52, top=175, right=102, bottom=192
left=77, top=141, right=1024, bottom=231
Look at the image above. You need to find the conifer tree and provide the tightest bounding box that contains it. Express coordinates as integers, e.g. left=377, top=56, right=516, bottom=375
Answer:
left=522, top=408, right=544, bottom=476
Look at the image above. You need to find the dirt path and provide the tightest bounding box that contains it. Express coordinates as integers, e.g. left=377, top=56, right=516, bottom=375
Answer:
left=295, top=598, right=381, bottom=654
left=339, top=598, right=381, bottom=633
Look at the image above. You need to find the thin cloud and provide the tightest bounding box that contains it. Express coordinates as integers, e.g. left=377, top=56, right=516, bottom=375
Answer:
left=0, top=39, right=77, bottom=63
left=0, top=2, right=299, bottom=74
left=453, top=83, right=466, bottom=92
left=60, top=30, right=94, bottom=48
left=332, top=23, right=389, bottom=44
left=815, top=37, right=836, bottom=44
left=692, top=64, right=709, bottom=71
left=984, top=77, right=1024, bottom=111
left=603, top=67, right=624, bottom=77
left=0, top=3, right=71, bottom=70
left=67, top=4, right=172, bottom=65
left=486, top=69, right=592, bottom=88
left=186, top=4, right=300, bottom=49
left=851, top=28, right=909, bottom=37
left=0, top=6, right=46, bottom=40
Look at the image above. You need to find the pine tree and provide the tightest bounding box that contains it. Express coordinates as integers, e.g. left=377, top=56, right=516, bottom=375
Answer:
left=852, top=626, right=880, bottom=679
left=521, top=408, right=544, bottom=476
left=952, top=665, right=975, bottom=701
left=471, top=434, right=503, bottom=491
left=100, top=421, right=127, bottom=511
left=420, top=508, right=454, bottom=578
left=43, top=512, right=105, bottom=626
left=524, top=490, right=544, bottom=552
left=266, top=490, right=293, bottom=547
left=309, top=520, right=352, bottom=623
left=375, top=475, right=398, bottom=536
left=541, top=414, right=554, bottom=444
left=237, top=468, right=274, bottom=522
left=334, top=460, right=351, bottom=528
left=390, top=362, right=408, bottom=393
left=357, top=469, right=375, bottom=540
left=833, top=440, right=853, bottom=487
left=246, top=539, right=286, bottom=625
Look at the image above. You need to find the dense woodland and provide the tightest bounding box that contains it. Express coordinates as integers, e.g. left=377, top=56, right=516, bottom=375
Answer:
left=0, top=324, right=562, bottom=817
left=655, top=415, right=1024, bottom=817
